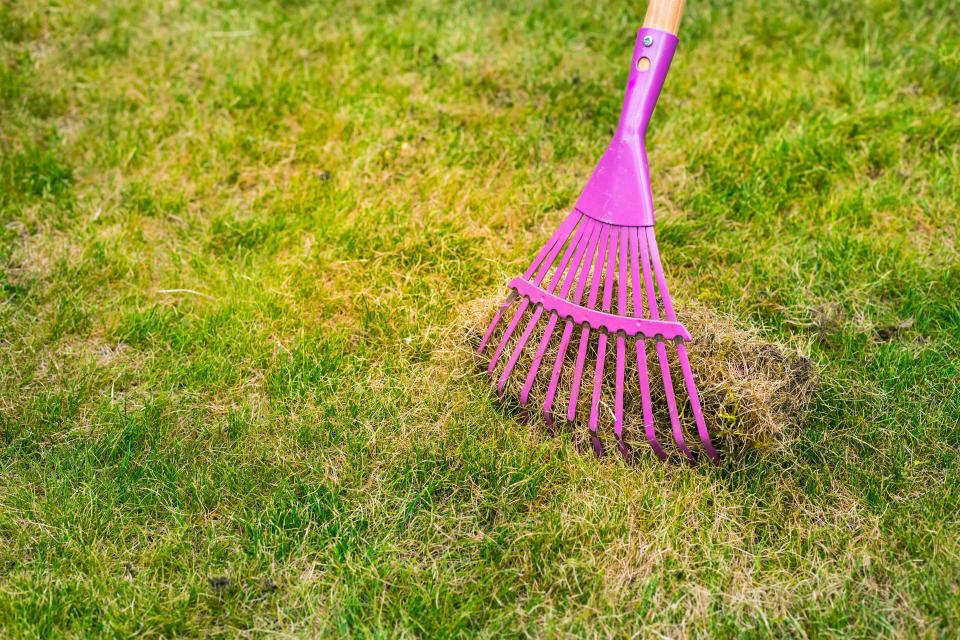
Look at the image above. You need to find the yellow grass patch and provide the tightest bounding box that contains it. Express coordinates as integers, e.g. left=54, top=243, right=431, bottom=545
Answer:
left=455, top=294, right=817, bottom=459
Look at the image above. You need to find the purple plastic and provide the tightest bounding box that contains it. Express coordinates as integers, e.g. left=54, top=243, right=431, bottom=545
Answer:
left=477, top=28, right=719, bottom=463
left=508, top=276, right=691, bottom=343
left=484, top=213, right=581, bottom=371
left=629, top=227, right=668, bottom=459
left=497, top=219, right=593, bottom=393
left=519, top=222, right=602, bottom=407
left=567, top=225, right=609, bottom=423
left=575, top=29, right=676, bottom=227
left=639, top=224, right=694, bottom=462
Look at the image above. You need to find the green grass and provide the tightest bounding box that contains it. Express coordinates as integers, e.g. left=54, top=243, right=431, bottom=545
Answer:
left=1, top=0, right=958, bottom=637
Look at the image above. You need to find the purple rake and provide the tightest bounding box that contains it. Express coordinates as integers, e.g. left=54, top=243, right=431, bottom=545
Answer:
left=477, top=0, right=720, bottom=463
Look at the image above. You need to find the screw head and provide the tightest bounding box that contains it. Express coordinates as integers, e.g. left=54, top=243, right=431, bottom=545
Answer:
left=642, top=35, right=654, bottom=46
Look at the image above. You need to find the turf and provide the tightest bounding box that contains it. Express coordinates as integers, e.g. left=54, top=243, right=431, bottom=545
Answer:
left=1, top=0, right=958, bottom=637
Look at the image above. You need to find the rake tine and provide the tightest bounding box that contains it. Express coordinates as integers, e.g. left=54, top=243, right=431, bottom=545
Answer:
left=487, top=215, right=583, bottom=372
left=543, top=222, right=605, bottom=424
left=647, top=228, right=720, bottom=462
left=477, top=294, right=515, bottom=355
left=477, top=212, right=581, bottom=355
left=588, top=228, right=619, bottom=455
left=678, top=345, right=719, bottom=461
left=614, top=229, right=630, bottom=462
left=542, top=321, right=573, bottom=427
left=520, top=221, right=601, bottom=407
left=640, top=227, right=694, bottom=462
left=567, top=224, right=610, bottom=422
left=497, top=219, right=592, bottom=393
left=629, top=228, right=668, bottom=459
left=526, top=211, right=583, bottom=279
left=516, top=312, right=553, bottom=404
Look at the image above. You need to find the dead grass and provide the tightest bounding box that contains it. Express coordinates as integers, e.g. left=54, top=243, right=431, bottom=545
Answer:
left=455, top=293, right=817, bottom=459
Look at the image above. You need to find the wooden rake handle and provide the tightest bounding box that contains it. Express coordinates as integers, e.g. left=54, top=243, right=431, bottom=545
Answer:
left=643, top=0, right=686, bottom=35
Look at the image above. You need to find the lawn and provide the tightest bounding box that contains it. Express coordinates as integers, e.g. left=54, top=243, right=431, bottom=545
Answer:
left=1, top=0, right=958, bottom=637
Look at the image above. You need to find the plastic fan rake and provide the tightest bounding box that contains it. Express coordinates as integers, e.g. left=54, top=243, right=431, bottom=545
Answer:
left=477, top=1, right=719, bottom=463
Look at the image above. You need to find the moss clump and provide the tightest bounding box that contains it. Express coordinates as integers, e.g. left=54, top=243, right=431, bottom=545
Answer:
left=456, top=295, right=817, bottom=460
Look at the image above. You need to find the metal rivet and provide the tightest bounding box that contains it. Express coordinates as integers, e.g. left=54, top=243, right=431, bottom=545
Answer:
left=642, top=35, right=653, bottom=46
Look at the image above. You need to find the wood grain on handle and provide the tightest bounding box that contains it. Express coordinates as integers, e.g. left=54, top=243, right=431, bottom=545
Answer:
left=643, top=0, right=686, bottom=35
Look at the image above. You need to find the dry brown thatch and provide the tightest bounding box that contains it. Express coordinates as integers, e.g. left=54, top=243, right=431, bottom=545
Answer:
left=454, top=295, right=817, bottom=460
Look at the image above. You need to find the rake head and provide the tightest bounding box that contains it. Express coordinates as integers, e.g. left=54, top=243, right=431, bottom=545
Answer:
left=477, top=27, right=719, bottom=463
